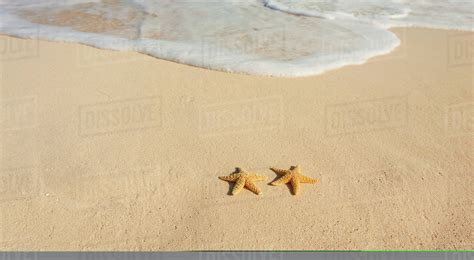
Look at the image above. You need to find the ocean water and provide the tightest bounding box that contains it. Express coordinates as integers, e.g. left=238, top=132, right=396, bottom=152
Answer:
left=0, top=0, right=472, bottom=77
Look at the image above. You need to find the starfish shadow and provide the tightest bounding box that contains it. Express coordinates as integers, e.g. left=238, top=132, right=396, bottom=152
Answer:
left=225, top=182, right=236, bottom=196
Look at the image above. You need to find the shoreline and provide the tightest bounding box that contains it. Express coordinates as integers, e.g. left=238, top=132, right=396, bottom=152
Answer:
left=0, top=26, right=471, bottom=78
left=0, top=27, right=472, bottom=251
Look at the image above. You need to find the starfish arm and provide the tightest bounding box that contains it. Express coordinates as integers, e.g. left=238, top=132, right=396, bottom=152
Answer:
left=299, top=175, right=318, bottom=184
left=249, top=174, right=267, bottom=181
left=270, top=167, right=288, bottom=175
left=245, top=181, right=262, bottom=195
left=271, top=173, right=292, bottom=186
left=218, top=175, right=239, bottom=182
left=231, top=177, right=246, bottom=195
left=291, top=177, right=300, bottom=195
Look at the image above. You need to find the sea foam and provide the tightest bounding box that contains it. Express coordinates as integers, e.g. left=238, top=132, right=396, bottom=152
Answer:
left=0, top=0, right=472, bottom=77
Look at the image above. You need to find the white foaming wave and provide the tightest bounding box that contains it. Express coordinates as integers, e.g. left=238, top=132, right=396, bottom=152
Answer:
left=263, top=0, right=337, bottom=19
left=266, top=0, right=473, bottom=30
left=265, top=0, right=412, bottom=24
left=0, top=0, right=472, bottom=77
left=387, top=0, right=474, bottom=31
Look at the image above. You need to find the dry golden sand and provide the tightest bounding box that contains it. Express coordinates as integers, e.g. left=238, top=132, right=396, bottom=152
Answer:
left=0, top=28, right=472, bottom=250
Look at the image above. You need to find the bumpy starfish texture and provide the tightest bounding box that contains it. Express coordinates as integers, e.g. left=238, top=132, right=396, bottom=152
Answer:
left=218, top=168, right=267, bottom=195
left=270, top=165, right=318, bottom=195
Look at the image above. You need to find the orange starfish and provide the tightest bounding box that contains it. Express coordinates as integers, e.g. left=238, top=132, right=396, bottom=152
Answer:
left=218, top=168, right=267, bottom=195
left=270, top=165, right=318, bottom=195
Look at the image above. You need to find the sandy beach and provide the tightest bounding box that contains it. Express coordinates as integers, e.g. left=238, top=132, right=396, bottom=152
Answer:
left=0, top=27, right=472, bottom=250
